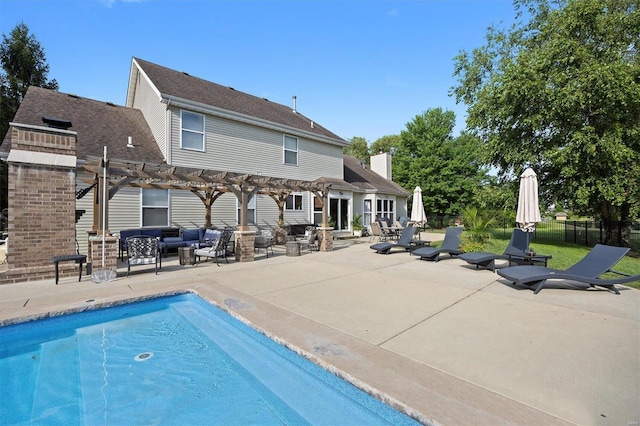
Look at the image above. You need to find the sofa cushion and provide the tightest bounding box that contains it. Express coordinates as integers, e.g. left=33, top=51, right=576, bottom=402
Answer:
left=162, top=237, right=185, bottom=248
left=181, top=228, right=200, bottom=242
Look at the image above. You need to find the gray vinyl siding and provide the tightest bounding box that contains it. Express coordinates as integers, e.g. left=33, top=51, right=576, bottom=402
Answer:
left=168, top=108, right=343, bottom=180
left=75, top=186, right=142, bottom=256
left=75, top=182, right=323, bottom=256
left=131, top=72, right=167, bottom=156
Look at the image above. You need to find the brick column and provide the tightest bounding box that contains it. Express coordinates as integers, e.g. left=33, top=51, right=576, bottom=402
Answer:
left=0, top=123, right=78, bottom=284
left=89, top=236, right=118, bottom=274
left=318, top=227, right=334, bottom=252
left=235, top=231, right=256, bottom=262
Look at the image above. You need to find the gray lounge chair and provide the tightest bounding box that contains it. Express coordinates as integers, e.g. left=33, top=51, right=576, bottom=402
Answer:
left=370, top=226, right=418, bottom=254
left=497, top=244, right=639, bottom=294
left=458, top=229, right=533, bottom=272
left=412, top=227, right=463, bottom=262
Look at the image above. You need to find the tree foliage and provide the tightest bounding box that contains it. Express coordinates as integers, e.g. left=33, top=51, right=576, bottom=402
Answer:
left=1, top=22, right=58, bottom=138
left=0, top=22, right=58, bottom=215
left=370, top=134, right=401, bottom=156
left=343, top=136, right=370, bottom=163
left=452, top=0, right=640, bottom=223
left=392, top=108, right=488, bottom=217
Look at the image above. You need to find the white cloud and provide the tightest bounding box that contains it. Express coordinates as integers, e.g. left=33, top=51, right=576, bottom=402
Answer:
left=387, top=9, right=399, bottom=17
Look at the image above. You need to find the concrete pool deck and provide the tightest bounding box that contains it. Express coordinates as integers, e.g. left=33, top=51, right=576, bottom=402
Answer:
left=0, top=234, right=638, bottom=425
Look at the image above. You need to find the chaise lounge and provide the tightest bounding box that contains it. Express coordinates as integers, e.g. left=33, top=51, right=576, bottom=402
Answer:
left=458, top=229, right=537, bottom=272
left=370, top=227, right=418, bottom=254
left=412, top=227, right=463, bottom=262
left=497, top=244, right=640, bottom=294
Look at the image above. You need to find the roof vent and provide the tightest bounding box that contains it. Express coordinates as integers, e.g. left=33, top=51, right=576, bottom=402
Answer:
left=182, top=71, right=190, bottom=76
left=292, top=95, right=297, bottom=113
left=42, top=117, right=72, bottom=130
left=310, top=121, right=314, bottom=128
left=127, top=136, right=134, bottom=148
left=228, top=87, right=235, bottom=91
left=105, top=102, right=116, bottom=107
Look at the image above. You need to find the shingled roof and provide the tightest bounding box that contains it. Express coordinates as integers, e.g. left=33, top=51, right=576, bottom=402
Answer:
left=130, top=58, right=346, bottom=145
left=343, top=155, right=410, bottom=196
left=1, top=86, right=165, bottom=164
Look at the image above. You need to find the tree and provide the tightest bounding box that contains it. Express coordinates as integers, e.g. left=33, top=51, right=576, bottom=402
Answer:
left=370, top=134, right=401, bottom=156
left=0, top=22, right=58, bottom=215
left=343, top=136, right=369, bottom=163
left=392, top=108, right=488, bottom=219
left=452, top=0, right=640, bottom=234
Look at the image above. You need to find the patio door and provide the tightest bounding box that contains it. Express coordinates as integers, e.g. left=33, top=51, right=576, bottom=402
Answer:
left=329, top=197, right=349, bottom=231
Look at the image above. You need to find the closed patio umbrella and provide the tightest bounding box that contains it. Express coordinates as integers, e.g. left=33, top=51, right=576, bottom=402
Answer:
left=515, top=168, right=542, bottom=232
left=410, top=186, right=427, bottom=225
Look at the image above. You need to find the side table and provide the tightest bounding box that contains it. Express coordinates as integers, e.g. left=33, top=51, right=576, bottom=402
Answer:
left=178, top=246, right=195, bottom=265
left=285, top=241, right=301, bottom=256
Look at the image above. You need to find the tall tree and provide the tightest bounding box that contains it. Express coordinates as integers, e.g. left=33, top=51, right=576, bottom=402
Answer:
left=370, top=134, right=401, bottom=156
left=0, top=22, right=58, bottom=214
left=452, top=0, right=640, bottom=231
left=393, top=108, right=487, bottom=218
left=343, top=136, right=370, bottom=163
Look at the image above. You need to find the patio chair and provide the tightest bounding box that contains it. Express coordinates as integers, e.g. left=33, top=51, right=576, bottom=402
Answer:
left=412, top=227, right=463, bottom=262
left=370, top=226, right=418, bottom=254
left=298, top=229, right=318, bottom=252
left=126, top=235, right=161, bottom=276
left=194, top=229, right=234, bottom=266
left=497, top=244, right=640, bottom=294
left=369, top=221, right=385, bottom=242
left=458, top=229, right=533, bottom=272
left=254, top=229, right=275, bottom=257
left=379, top=221, right=399, bottom=240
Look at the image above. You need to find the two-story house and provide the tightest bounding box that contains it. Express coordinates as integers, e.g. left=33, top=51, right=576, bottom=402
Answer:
left=2, top=57, right=409, bottom=259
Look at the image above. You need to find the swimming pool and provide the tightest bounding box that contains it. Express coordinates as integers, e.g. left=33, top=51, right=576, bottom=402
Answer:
left=0, top=293, right=419, bottom=424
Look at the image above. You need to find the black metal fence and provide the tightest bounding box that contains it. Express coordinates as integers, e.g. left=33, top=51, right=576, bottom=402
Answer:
left=492, top=220, right=640, bottom=252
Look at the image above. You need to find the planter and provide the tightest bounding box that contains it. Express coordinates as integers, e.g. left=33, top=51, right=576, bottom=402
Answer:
left=353, top=230, right=363, bottom=237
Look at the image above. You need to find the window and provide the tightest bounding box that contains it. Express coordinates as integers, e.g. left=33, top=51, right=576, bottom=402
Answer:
left=181, top=110, right=205, bottom=151
left=313, top=195, right=323, bottom=225
left=283, top=135, right=298, bottom=165
left=142, top=188, right=169, bottom=227
left=376, top=198, right=394, bottom=221
left=237, top=194, right=256, bottom=225
left=286, top=194, right=303, bottom=211
left=363, top=199, right=372, bottom=227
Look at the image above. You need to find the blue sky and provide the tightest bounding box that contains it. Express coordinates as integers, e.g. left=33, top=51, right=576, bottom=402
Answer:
left=0, top=0, right=518, bottom=143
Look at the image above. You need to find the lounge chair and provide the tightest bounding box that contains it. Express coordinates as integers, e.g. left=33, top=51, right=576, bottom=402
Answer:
left=458, top=229, right=534, bottom=272
left=497, top=244, right=640, bottom=294
left=412, top=227, right=463, bottom=262
left=370, top=226, right=417, bottom=254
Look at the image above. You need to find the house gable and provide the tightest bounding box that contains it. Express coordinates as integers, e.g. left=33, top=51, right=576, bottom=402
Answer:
left=127, top=58, right=347, bottom=147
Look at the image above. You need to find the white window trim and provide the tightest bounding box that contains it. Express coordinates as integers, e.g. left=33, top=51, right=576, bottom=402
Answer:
left=285, top=193, right=304, bottom=211
left=283, top=134, right=298, bottom=166
left=180, top=110, right=205, bottom=152
left=141, top=188, right=170, bottom=227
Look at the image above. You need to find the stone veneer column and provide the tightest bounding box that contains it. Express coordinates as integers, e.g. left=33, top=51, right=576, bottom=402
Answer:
left=235, top=231, right=256, bottom=262
left=0, top=123, right=78, bottom=284
left=318, top=227, right=334, bottom=252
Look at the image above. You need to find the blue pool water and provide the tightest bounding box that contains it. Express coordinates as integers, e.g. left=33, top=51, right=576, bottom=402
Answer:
left=0, top=293, right=419, bottom=425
